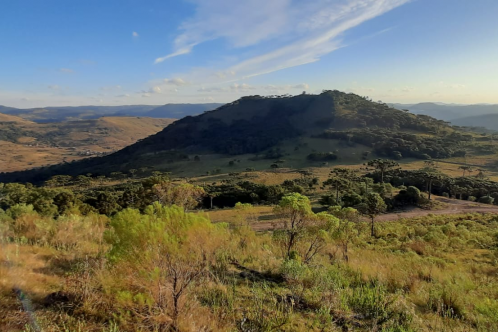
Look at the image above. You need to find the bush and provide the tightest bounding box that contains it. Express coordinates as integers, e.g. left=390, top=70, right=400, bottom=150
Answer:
left=342, top=192, right=363, bottom=207
left=479, top=196, right=495, bottom=204
left=394, top=186, right=421, bottom=206
left=234, top=202, right=253, bottom=211
left=343, top=284, right=413, bottom=329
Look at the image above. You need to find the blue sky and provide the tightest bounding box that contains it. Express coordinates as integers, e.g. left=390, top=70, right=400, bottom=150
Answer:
left=1, top=0, right=498, bottom=107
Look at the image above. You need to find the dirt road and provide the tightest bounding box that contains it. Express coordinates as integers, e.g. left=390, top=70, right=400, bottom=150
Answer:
left=250, top=197, right=498, bottom=231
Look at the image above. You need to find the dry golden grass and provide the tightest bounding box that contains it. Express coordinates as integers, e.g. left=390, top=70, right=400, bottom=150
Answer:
left=202, top=205, right=274, bottom=224
left=0, top=116, right=174, bottom=172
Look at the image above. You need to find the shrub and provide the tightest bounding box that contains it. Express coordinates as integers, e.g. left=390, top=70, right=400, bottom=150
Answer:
left=234, top=202, right=253, bottom=211
left=342, top=192, right=363, bottom=208
left=428, top=287, right=465, bottom=319
left=479, top=196, right=495, bottom=204
left=343, top=284, right=413, bottom=329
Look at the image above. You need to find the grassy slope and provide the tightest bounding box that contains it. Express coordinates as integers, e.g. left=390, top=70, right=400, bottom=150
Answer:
left=0, top=116, right=174, bottom=172
left=0, top=113, right=33, bottom=124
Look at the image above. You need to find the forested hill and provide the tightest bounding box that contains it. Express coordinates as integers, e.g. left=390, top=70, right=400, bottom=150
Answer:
left=111, top=90, right=452, bottom=155
left=0, top=90, right=460, bottom=183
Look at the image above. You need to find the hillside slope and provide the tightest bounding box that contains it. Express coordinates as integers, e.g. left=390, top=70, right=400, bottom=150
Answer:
left=1, top=90, right=465, bottom=183
left=0, top=112, right=33, bottom=124
left=0, top=116, right=174, bottom=173
left=451, top=113, right=498, bottom=131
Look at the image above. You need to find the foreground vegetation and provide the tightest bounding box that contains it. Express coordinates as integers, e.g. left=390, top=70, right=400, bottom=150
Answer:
left=3, top=157, right=498, bottom=331
left=1, top=192, right=498, bottom=331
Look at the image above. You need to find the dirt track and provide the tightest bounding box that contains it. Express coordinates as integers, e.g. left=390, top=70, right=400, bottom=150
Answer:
left=250, top=197, right=498, bottom=231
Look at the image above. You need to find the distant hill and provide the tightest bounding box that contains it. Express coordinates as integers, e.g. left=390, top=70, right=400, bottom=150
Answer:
left=0, top=103, right=223, bottom=123
left=390, top=102, right=498, bottom=124
left=2, top=90, right=468, bottom=183
left=451, top=114, right=498, bottom=131
left=141, top=103, right=224, bottom=118
left=0, top=106, right=20, bottom=114
left=0, top=116, right=174, bottom=173
left=0, top=112, right=33, bottom=124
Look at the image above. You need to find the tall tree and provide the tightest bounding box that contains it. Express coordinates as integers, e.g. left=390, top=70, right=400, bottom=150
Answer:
left=367, top=159, right=399, bottom=183
left=358, top=193, right=386, bottom=237
left=273, top=193, right=314, bottom=258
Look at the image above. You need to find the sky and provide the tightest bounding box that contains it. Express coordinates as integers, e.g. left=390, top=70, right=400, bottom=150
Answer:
left=1, top=0, right=498, bottom=108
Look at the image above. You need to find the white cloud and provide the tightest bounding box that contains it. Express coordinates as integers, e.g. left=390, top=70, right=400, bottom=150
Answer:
left=198, top=86, right=225, bottom=92
left=163, top=78, right=189, bottom=86
left=149, top=86, right=162, bottom=94
left=293, top=83, right=309, bottom=90
left=48, top=85, right=60, bottom=90
left=155, top=46, right=195, bottom=63
left=230, top=83, right=255, bottom=91
left=59, top=68, right=74, bottom=74
left=155, top=0, right=409, bottom=82
left=132, top=31, right=139, bottom=38
left=117, top=94, right=130, bottom=98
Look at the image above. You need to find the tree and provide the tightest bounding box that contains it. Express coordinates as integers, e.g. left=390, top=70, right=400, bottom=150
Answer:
left=53, top=191, right=77, bottom=215
left=367, top=159, right=399, bottom=183
left=106, top=204, right=228, bottom=330
left=153, top=181, right=205, bottom=211
left=76, top=175, right=92, bottom=188
left=476, top=169, right=487, bottom=180
left=328, top=206, right=360, bottom=262
left=207, top=191, right=221, bottom=209
left=2, top=183, right=29, bottom=205
left=45, top=175, right=73, bottom=187
left=413, top=170, right=443, bottom=200
left=358, top=193, right=386, bottom=237
left=459, top=165, right=473, bottom=177
left=273, top=193, right=314, bottom=259
left=323, top=168, right=359, bottom=204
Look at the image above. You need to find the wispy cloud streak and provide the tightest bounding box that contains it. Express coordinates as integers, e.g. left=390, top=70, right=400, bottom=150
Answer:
left=155, top=0, right=409, bottom=83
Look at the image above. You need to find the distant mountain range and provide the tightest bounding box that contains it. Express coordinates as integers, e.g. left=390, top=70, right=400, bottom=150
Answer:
left=0, top=103, right=224, bottom=123
left=390, top=102, right=498, bottom=130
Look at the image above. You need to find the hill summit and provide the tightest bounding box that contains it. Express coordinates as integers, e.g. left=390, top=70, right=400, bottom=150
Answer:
left=1, top=90, right=465, bottom=183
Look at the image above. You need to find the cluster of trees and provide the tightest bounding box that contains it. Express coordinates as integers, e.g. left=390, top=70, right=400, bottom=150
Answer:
left=318, top=129, right=469, bottom=160
left=306, top=152, right=338, bottom=162
left=0, top=174, right=205, bottom=217
left=1, top=171, right=321, bottom=217
left=325, top=90, right=452, bottom=133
